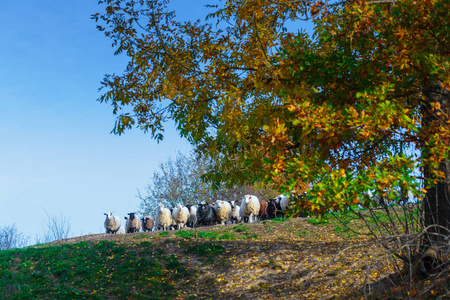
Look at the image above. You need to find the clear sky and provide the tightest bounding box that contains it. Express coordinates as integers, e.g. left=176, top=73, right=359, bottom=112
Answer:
left=0, top=1, right=207, bottom=241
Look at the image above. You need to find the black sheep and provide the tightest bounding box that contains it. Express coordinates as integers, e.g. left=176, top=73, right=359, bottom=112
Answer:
left=266, top=198, right=285, bottom=219
left=197, top=203, right=216, bottom=226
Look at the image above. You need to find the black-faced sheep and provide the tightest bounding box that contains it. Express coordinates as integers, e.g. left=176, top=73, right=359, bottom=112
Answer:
left=266, top=198, right=284, bottom=219
left=104, top=212, right=121, bottom=234
left=229, top=200, right=241, bottom=224
left=240, top=195, right=261, bottom=223
left=197, top=202, right=216, bottom=226
left=141, top=216, right=155, bottom=232
left=125, top=212, right=141, bottom=233
left=215, top=200, right=231, bottom=225
left=156, top=204, right=172, bottom=231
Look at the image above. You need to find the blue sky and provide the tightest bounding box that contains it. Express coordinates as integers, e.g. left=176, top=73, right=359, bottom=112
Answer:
left=0, top=1, right=206, bottom=241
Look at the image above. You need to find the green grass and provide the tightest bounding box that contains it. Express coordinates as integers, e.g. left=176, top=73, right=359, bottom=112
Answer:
left=333, top=225, right=357, bottom=238
left=308, top=217, right=329, bottom=225
left=174, top=224, right=258, bottom=240
left=132, top=234, right=148, bottom=239
left=297, top=229, right=308, bottom=237
left=0, top=240, right=190, bottom=299
left=184, top=242, right=225, bottom=263
left=268, top=217, right=290, bottom=223
left=159, top=231, right=170, bottom=237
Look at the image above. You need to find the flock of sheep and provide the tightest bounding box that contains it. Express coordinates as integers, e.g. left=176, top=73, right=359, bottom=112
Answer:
left=103, top=194, right=290, bottom=234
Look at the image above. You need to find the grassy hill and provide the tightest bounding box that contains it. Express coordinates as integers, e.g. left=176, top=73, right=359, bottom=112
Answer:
left=0, top=215, right=446, bottom=299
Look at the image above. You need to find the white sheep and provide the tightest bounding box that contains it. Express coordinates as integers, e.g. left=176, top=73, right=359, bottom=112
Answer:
left=240, top=195, right=261, bottom=223
left=104, top=212, right=121, bottom=234
left=186, top=205, right=198, bottom=228
left=172, top=205, right=189, bottom=230
left=156, top=204, right=172, bottom=231
left=215, top=200, right=231, bottom=225
left=125, top=212, right=141, bottom=233
left=278, top=194, right=290, bottom=211
left=116, top=226, right=126, bottom=234
left=229, top=200, right=241, bottom=224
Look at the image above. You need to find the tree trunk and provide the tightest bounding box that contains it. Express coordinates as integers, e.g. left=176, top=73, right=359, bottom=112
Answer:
left=414, top=82, right=450, bottom=277
left=423, top=82, right=450, bottom=241
left=423, top=165, right=450, bottom=235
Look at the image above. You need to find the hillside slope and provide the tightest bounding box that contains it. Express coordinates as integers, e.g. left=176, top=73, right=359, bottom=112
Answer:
left=0, top=217, right=439, bottom=299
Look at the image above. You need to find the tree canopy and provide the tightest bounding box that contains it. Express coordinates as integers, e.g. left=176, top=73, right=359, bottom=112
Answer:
left=273, top=0, right=449, bottom=215
left=93, top=0, right=449, bottom=220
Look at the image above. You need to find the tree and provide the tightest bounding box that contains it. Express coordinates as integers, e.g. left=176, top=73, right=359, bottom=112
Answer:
left=138, top=151, right=211, bottom=216
left=92, top=0, right=302, bottom=189
left=138, top=151, right=278, bottom=217
left=274, top=0, right=449, bottom=233
left=0, top=224, right=28, bottom=250
left=35, top=211, right=72, bottom=244
left=93, top=0, right=448, bottom=232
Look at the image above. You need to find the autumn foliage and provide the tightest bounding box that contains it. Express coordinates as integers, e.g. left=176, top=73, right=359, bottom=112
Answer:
left=93, top=0, right=449, bottom=219
left=275, top=0, right=449, bottom=215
